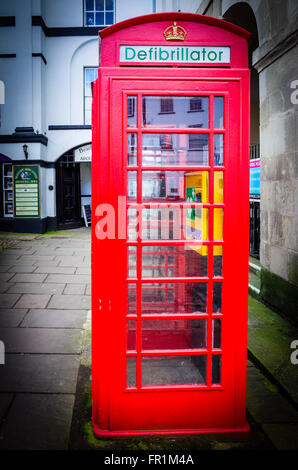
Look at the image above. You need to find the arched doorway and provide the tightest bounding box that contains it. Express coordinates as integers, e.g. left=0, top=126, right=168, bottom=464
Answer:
left=56, top=149, right=82, bottom=230
left=223, top=2, right=260, bottom=258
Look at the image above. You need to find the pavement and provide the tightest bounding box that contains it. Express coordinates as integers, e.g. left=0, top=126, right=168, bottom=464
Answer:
left=0, top=228, right=297, bottom=450
left=0, top=228, right=91, bottom=450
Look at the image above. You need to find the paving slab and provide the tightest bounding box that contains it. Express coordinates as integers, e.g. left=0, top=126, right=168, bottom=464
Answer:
left=0, top=393, right=75, bottom=450
left=63, top=284, right=86, bottom=295
left=55, top=256, right=85, bottom=267
left=20, top=309, right=88, bottom=328
left=14, top=294, right=51, bottom=309
left=0, top=294, right=21, bottom=309
left=0, top=272, right=15, bottom=282
left=0, top=393, right=13, bottom=421
left=54, top=248, right=76, bottom=255
left=85, top=284, right=91, bottom=295
left=30, top=250, right=62, bottom=256
left=0, top=328, right=83, bottom=354
left=4, top=248, right=36, bottom=256
left=247, top=365, right=298, bottom=424
left=34, top=266, right=76, bottom=274
left=73, top=250, right=91, bottom=256
left=9, top=273, right=47, bottom=283
left=0, top=256, right=21, bottom=265
left=47, top=295, right=91, bottom=310
left=76, top=267, right=91, bottom=275
left=32, top=260, right=60, bottom=267
left=45, top=274, right=90, bottom=284
left=261, top=423, right=298, bottom=450
left=0, top=283, right=12, bottom=294
left=0, top=309, right=28, bottom=327
left=8, top=265, right=37, bottom=273
left=0, top=265, right=11, bottom=273
left=7, top=282, right=65, bottom=295
left=0, top=354, right=80, bottom=393
left=19, top=255, right=55, bottom=263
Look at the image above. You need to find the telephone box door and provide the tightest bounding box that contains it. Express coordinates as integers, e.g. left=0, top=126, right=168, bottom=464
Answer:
left=93, top=74, right=249, bottom=435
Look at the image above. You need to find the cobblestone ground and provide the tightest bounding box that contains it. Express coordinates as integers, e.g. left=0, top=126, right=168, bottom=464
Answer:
left=0, top=228, right=91, bottom=450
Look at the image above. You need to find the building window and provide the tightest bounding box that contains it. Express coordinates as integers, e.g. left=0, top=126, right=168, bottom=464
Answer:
left=189, top=134, right=204, bottom=150
left=84, top=0, right=115, bottom=27
left=160, top=98, right=174, bottom=114
left=2, top=163, right=13, bottom=217
left=189, top=97, right=203, bottom=112
left=84, top=67, right=98, bottom=125
left=160, top=134, right=173, bottom=150
left=127, top=97, right=135, bottom=118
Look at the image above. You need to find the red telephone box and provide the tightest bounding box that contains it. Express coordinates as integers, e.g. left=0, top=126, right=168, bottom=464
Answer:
left=92, top=12, right=250, bottom=436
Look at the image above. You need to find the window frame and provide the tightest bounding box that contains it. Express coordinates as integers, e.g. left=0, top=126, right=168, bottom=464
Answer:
left=83, top=0, right=115, bottom=27
left=159, top=98, right=174, bottom=114
left=84, top=66, right=98, bottom=125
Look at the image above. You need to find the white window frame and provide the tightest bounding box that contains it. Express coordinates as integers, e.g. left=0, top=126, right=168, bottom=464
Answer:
left=84, top=0, right=115, bottom=27
left=84, top=67, right=98, bottom=125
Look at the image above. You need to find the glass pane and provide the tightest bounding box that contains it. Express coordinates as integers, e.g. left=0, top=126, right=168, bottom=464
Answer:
left=142, top=319, right=207, bottom=350
left=142, top=96, right=209, bottom=128
left=127, top=96, right=137, bottom=127
left=142, top=282, right=207, bottom=315
left=127, top=357, right=136, bottom=387
left=212, top=319, right=222, bottom=348
left=142, top=208, right=208, bottom=241
left=214, top=171, right=223, bottom=203
left=212, top=355, right=221, bottom=384
left=85, top=12, right=94, bottom=25
left=84, top=109, right=91, bottom=126
left=85, top=0, right=94, bottom=11
left=142, top=133, right=209, bottom=166
left=142, top=245, right=208, bottom=278
left=127, top=283, right=136, bottom=314
left=213, top=208, right=223, bottom=240
left=142, top=171, right=208, bottom=203
left=95, top=0, right=104, bottom=9
left=214, top=97, right=224, bottom=129
left=127, top=208, right=138, bottom=240
left=213, top=282, right=222, bottom=313
left=186, top=207, right=209, bottom=242
left=105, top=11, right=114, bottom=24
left=142, top=208, right=180, bottom=240
left=142, top=355, right=207, bottom=385
left=127, top=134, right=137, bottom=165
left=106, top=0, right=114, bottom=9
left=128, top=246, right=137, bottom=278
left=214, top=134, right=224, bottom=166
left=127, top=171, right=137, bottom=201
left=127, top=320, right=136, bottom=351
left=213, top=246, right=223, bottom=277
left=95, top=12, right=104, bottom=25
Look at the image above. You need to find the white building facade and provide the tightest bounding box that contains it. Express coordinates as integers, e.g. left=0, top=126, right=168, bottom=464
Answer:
left=0, top=0, right=197, bottom=232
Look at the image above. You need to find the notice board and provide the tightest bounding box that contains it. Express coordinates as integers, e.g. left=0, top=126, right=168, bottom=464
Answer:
left=13, top=165, right=40, bottom=218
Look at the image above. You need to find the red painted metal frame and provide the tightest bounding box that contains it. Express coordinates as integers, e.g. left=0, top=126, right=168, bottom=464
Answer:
left=92, top=13, right=250, bottom=436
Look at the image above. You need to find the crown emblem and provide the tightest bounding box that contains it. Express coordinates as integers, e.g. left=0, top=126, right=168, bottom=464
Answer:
left=164, top=21, right=187, bottom=41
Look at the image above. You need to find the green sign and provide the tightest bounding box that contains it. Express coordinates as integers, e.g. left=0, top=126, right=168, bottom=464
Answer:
left=186, top=187, right=196, bottom=221
left=13, top=165, right=40, bottom=218
left=119, top=45, right=230, bottom=64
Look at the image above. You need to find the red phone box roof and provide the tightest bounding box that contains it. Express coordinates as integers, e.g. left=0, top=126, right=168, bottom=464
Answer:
left=99, top=12, right=250, bottom=69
